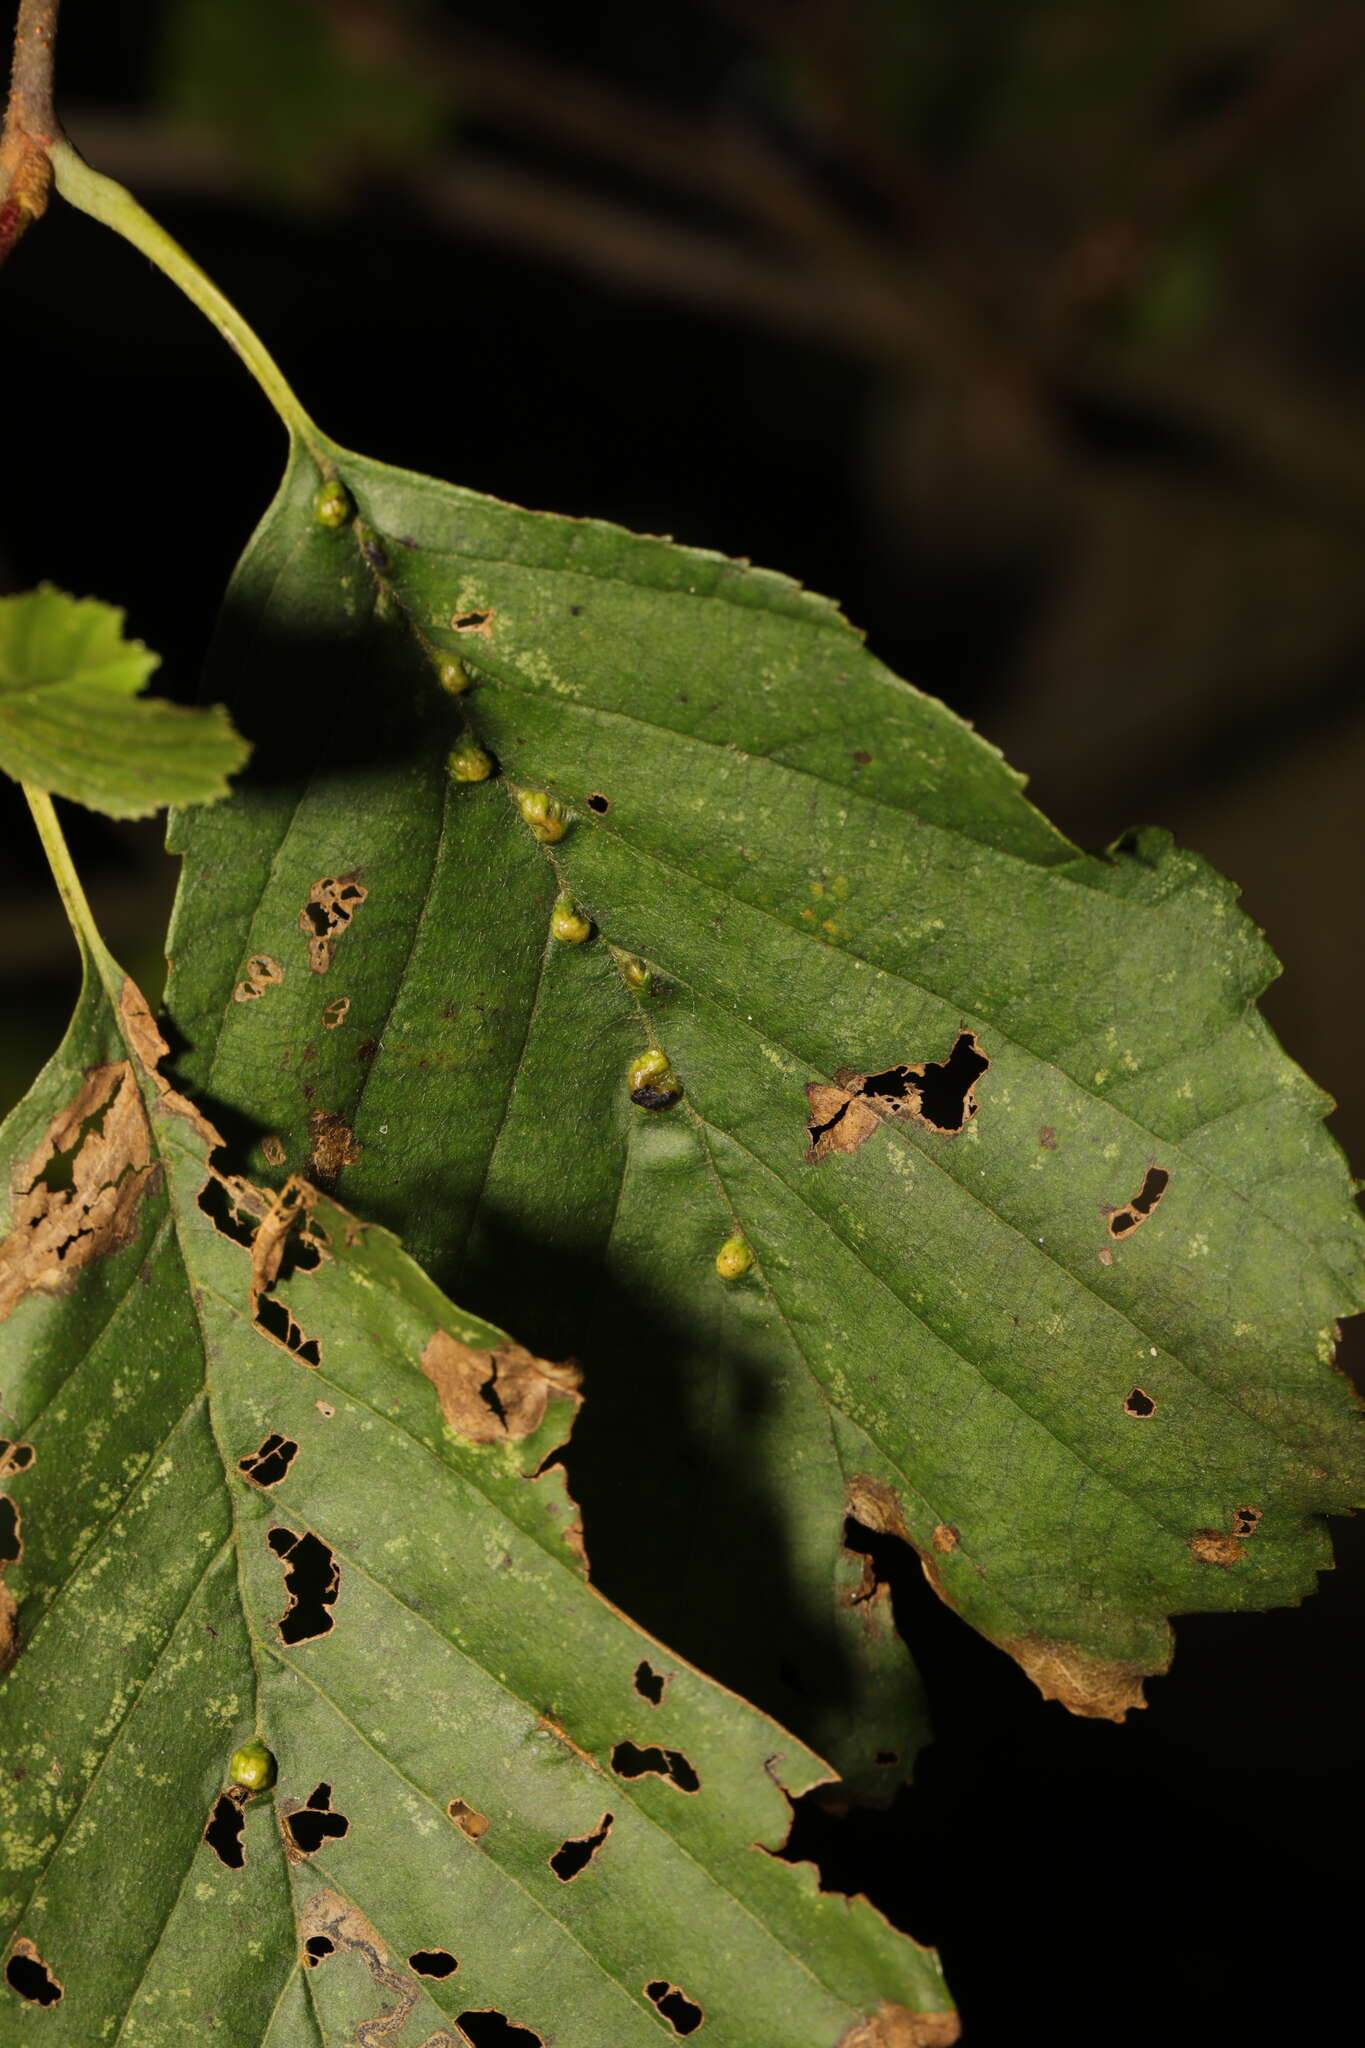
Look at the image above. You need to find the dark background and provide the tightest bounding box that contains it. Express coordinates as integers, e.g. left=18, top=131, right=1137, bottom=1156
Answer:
left=2, top=3, right=1363, bottom=2042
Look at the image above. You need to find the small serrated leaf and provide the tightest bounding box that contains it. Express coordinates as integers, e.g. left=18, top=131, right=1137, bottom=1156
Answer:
left=0, top=585, right=248, bottom=817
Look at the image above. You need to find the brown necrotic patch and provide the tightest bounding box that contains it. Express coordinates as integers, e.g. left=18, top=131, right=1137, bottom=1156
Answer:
left=838, top=2005, right=962, bottom=2047
left=322, top=995, right=351, bottom=1030
left=238, top=1433, right=299, bottom=1488
left=447, top=1797, right=489, bottom=1840
left=1190, top=1529, right=1245, bottom=1566
left=283, top=1782, right=350, bottom=1857
left=450, top=609, right=494, bottom=634
left=5, top=1939, right=62, bottom=2008
left=806, top=1032, right=989, bottom=1162
left=1105, top=1165, right=1170, bottom=1239
left=1123, top=1387, right=1157, bottom=1418
left=646, top=1980, right=703, bottom=2035
left=307, top=1109, right=361, bottom=1184
left=421, top=1331, right=581, bottom=1445
left=610, top=1741, right=699, bottom=1793
left=0, top=1062, right=156, bottom=1323
left=268, top=1527, right=339, bottom=1644
left=931, top=1522, right=960, bottom=1553
left=300, top=1889, right=465, bottom=2044
left=300, top=871, right=368, bottom=973
left=550, top=1810, right=614, bottom=1881
left=1233, top=1505, right=1263, bottom=1536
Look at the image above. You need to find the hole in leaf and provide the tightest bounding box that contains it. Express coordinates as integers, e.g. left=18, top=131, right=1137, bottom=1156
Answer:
left=456, top=2013, right=543, bottom=2046
left=238, top=1434, right=299, bottom=1488
left=5, top=1941, right=62, bottom=2007
left=285, top=1782, right=350, bottom=1856
left=299, top=872, right=368, bottom=973
left=550, top=1811, right=614, bottom=1880
left=875, top=1750, right=900, bottom=1767
left=0, top=1497, right=21, bottom=1565
left=409, top=1949, right=458, bottom=1978
left=610, top=1742, right=700, bottom=1793
left=0, top=1441, right=35, bottom=1475
left=451, top=610, right=492, bottom=632
left=1233, top=1505, right=1263, bottom=1536
left=586, top=792, right=610, bottom=813
left=1123, top=1387, right=1157, bottom=1418
left=447, top=1797, right=490, bottom=1840
left=267, top=1526, right=339, bottom=1643
left=304, top=1935, right=334, bottom=1966
left=204, top=1793, right=246, bottom=1869
left=1106, top=1166, right=1170, bottom=1238
left=197, top=1176, right=257, bottom=1251
left=646, top=1980, right=703, bottom=2034
left=254, top=1294, right=322, bottom=1367
left=633, top=1660, right=666, bottom=1704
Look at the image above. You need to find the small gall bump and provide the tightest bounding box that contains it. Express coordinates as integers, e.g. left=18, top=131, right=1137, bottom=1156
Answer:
left=447, top=735, right=495, bottom=783
left=438, top=659, right=473, bottom=696
left=550, top=897, right=592, bottom=945
left=516, top=788, right=568, bottom=843
left=228, top=1738, right=278, bottom=1793
left=619, top=953, right=652, bottom=993
left=715, top=1234, right=752, bottom=1279
left=312, top=478, right=352, bottom=530
left=628, top=1048, right=682, bottom=1111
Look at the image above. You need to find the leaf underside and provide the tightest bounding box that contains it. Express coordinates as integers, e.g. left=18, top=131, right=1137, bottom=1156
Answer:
left=0, top=964, right=951, bottom=2045
left=142, top=436, right=1356, bottom=1781
left=158, top=441, right=1365, bottom=1783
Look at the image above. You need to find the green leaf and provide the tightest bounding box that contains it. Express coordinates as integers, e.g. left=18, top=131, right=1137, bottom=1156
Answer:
left=0, top=586, right=248, bottom=818
left=0, top=942, right=954, bottom=2044
left=164, top=440, right=1365, bottom=1788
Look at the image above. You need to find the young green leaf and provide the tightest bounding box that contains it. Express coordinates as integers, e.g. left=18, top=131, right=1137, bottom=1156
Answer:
left=0, top=585, right=247, bottom=817
left=164, top=440, right=1365, bottom=1792
left=0, top=935, right=954, bottom=2045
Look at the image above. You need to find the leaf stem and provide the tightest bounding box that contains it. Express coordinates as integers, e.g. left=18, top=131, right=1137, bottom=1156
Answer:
left=49, top=140, right=330, bottom=463
left=22, top=782, right=116, bottom=983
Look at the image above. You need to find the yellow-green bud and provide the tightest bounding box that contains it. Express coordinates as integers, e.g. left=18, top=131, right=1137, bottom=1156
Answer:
left=312, top=479, right=352, bottom=530
left=551, top=897, right=592, bottom=944
left=228, top=1739, right=277, bottom=1792
left=715, top=1234, right=753, bottom=1279
left=517, top=788, right=567, bottom=843
left=448, top=734, right=494, bottom=783
left=628, top=1047, right=682, bottom=1110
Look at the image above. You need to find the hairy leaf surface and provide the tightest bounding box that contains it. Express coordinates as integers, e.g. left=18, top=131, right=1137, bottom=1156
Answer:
left=0, top=585, right=247, bottom=817
left=164, top=440, right=1365, bottom=1782
left=0, top=949, right=951, bottom=2045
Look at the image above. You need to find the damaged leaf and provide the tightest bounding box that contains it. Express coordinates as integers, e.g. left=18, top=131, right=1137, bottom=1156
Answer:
left=0, top=940, right=955, bottom=2045
left=163, top=437, right=1365, bottom=1778
left=0, top=585, right=248, bottom=817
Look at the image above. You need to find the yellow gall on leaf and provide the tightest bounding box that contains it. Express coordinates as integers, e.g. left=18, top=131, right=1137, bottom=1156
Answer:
left=628, top=1047, right=682, bottom=1110
left=619, top=952, right=652, bottom=992
left=715, top=1233, right=753, bottom=1279
left=517, top=788, right=568, bottom=842
left=437, top=659, right=473, bottom=696
left=312, top=479, right=353, bottom=530
left=447, top=734, right=494, bottom=783
left=228, top=1739, right=277, bottom=1792
left=550, top=897, right=592, bottom=945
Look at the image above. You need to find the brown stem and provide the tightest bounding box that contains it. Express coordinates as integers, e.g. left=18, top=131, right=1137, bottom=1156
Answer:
left=1, top=0, right=63, bottom=264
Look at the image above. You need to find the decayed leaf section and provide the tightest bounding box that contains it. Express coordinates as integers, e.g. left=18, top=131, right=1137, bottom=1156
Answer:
left=0, top=968, right=958, bottom=2046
